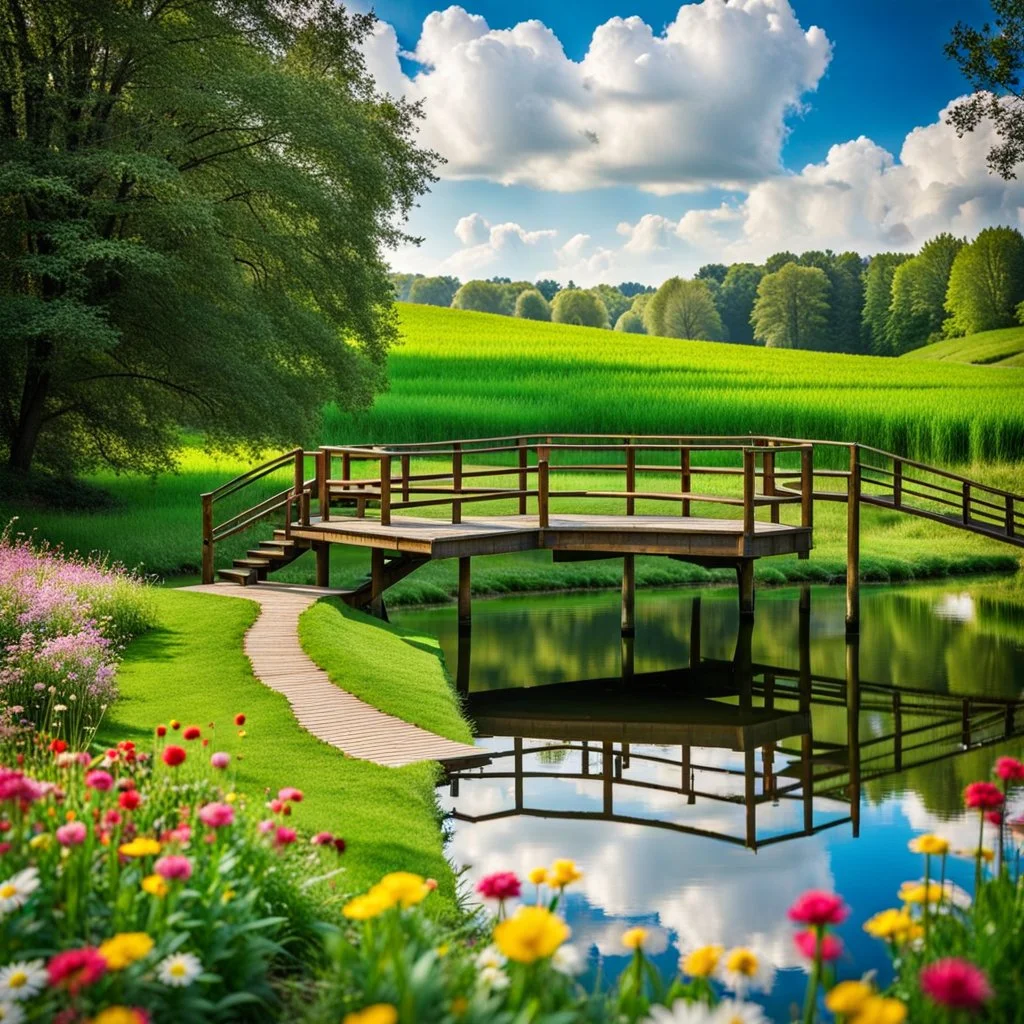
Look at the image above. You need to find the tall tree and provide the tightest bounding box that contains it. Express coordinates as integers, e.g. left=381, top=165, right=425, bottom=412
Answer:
left=590, top=284, right=631, bottom=325
left=616, top=282, right=653, bottom=298
left=534, top=279, right=561, bottom=302
left=696, top=263, right=728, bottom=284
left=827, top=252, right=868, bottom=353
left=764, top=251, right=799, bottom=274
left=886, top=234, right=965, bottom=352
left=0, top=0, right=436, bottom=476
left=408, top=276, right=460, bottom=307
left=716, top=264, right=764, bottom=344
left=550, top=288, right=609, bottom=328
left=643, top=278, right=724, bottom=341
left=451, top=280, right=504, bottom=314
left=862, top=253, right=912, bottom=355
left=751, top=263, right=830, bottom=349
left=944, top=225, right=1024, bottom=334
left=514, top=289, right=550, bottom=321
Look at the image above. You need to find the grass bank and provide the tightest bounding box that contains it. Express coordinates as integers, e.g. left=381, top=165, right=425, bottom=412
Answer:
left=902, top=325, right=1024, bottom=367
left=101, top=588, right=465, bottom=915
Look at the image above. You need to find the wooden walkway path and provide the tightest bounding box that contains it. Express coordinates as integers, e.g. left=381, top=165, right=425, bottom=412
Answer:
left=180, top=582, right=486, bottom=768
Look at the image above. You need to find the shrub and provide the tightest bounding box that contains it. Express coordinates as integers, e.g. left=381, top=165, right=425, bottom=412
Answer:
left=550, top=288, right=608, bottom=328
left=451, top=281, right=504, bottom=314
left=615, top=310, right=645, bottom=333
left=514, top=289, right=550, bottom=321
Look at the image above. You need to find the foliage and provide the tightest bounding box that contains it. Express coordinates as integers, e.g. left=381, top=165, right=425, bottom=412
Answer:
left=389, top=274, right=421, bottom=301
left=643, top=278, right=724, bottom=341
left=887, top=235, right=965, bottom=354
left=590, top=284, right=632, bottom=325
left=550, top=288, right=609, bottom=328
left=614, top=310, right=646, bottom=334
left=451, top=281, right=504, bottom=315
left=617, top=282, right=654, bottom=298
left=822, top=251, right=866, bottom=354
left=495, top=281, right=536, bottom=316
left=0, top=0, right=438, bottom=476
left=533, top=279, right=561, bottom=302
left=764, top=251, right=798, bottom=274
left=862, top=254, right=913, bottom=355
left=631, top=292, right=654, bottom=318
left=696, top=263, right=729, bottom=284
left=751, top=263, right=830, bottom=349
left=716, top=263, right=764, bottom=344
left=946, top=0, right=1024, bottom=178
left=408, top=277, right=460, bottom=307
left=514, top=289, right=550, bottom=321
left=944, top=226, right=1024, bottom=335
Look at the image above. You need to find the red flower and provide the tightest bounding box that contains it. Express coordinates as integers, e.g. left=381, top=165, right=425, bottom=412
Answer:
left=964, top=781, right=1004, bottom=810
left=183, top=726, right=201, bottom=741
left=161, top=745, right=187, bottom=767
left=84, top=770, right=114, bottom=792
left=787, top=890, right=848, bottom=927
left=119, top=790, right=142, bottom=811
left=49, top=739, right=67, bottom=754
left=0, top=842, right=11, bottom=856
left=234, top=713, right=246, bottom=726
left=333, top=837, right=347, bottom=854
left=311, top=831, right=334, bottom=846
left=793, top=930, right=843, bottom=962
left=985, top=810, right=1003, bottom=826
left=920, top=958, right=992, bottom=1011
left=995, top=757, right=1024, bottom=782
left=278, top=787, right=303, bottom=803
left=47, top=947, right=107, bottom=994
left=274, top=826, right=297, bottom=847
left=476, top=871, right=522, bottom=901
left=170, top=720, right=181, bottom=730
left=156, top=725, right=167, bottom=738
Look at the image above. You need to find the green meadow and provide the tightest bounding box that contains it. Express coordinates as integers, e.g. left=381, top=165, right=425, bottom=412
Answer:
left=902, top=324, right=1024, bottom=367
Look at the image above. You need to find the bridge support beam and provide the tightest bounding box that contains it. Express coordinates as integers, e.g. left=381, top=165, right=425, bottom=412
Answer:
left=846, top=636, right=861, bottom=838
left=846, top=444, right=861, bottom=635
left=370, top=549, right=385, bottom=620
left=621, top=554, right=635, bottom=636
left=315, top=542, right=330, bottom=588
left=737, top=560, right=755, bottom=618
left=458, top=557, right=472, bottom=633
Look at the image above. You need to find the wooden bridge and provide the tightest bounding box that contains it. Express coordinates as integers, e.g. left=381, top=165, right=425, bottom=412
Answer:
left=201, top=434, right=1024, bottom=634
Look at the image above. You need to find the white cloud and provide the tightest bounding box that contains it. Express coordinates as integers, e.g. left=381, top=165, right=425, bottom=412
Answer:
left=364, top=0, right=832, bottom=193
left=442, top=213, right=558, bottom=276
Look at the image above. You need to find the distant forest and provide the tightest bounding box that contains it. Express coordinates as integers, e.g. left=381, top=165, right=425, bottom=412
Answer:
left=392, top=226, right=1024, bottom=355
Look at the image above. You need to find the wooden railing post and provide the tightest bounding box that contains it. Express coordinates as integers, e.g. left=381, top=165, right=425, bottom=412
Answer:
left=962, top=482, right=970, bottom=525
left=680, top=446, right=691, bottom=518
left=799, top=444, right=814, bottom=560
left=537, top=446, right=549, bottom=528
left=451, top=442, right=463, bottom=525
left=846, top=443, right=861, bottom=636
left=518, top=437, right=528, bottom=516
left=379, top=452, right=391, bottom=526
left=625, top=439, right=636, bottom=516
left=765, top=441, right=778, bottom=524
left=1007, top=494, right=1015, bottom=538
left=742, top=448, right=756, bottom=547
left=201, top=493, right=214, bottom=585
left=317, top=449, right=330, bottom=523
left=401, top=454, right=410, bottom=503
left=893, top=458, right=902, bottom=509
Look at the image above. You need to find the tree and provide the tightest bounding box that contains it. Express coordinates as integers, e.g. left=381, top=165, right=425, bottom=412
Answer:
left=945, top=225, right=1024, bottom=334
left=0, top=0, right=437, bottom=476
left=827, top=252, right=867, bottom=353
left=617, top=282, right=653, bottom=298
left=862, top=253, right=912, bottom=355
left=631, top=293, right=654, bottom=318
left=534, top=279, right=561, bottom=302
left=696, top=263, right=728, bottom=284
left=751, top=263, right=830, bottom=349
left=765, top=251, right=799, bottom=274
left=515, top=289, right=550, bottom=321
left=643, top=278, right=724, bottom=341
left=451, top=280, right=504, bottom=314
left=886, top=234, right=964, bottom=352
left=391, top=273, right=420, bottom=301
left=408, top=276, right=460, bottom=307
left=590, top=284, right=631, bottom=325
left=946, top=2, right=1024, bottom=178
left=551, top=289, right=609, bottom=328
left=614, top=310, right=646, bottom=334
left=715, top=264, right=764, bottom=344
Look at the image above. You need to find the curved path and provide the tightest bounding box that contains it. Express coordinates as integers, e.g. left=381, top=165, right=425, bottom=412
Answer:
left=181, top=582, right=485, bottom=768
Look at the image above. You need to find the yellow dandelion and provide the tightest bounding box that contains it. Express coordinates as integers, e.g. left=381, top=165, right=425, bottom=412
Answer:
left=141, top=875, right=168, bottom=898
left=493, top=905, right=570, bottom=963
left=118, top=837, right=161, bottom=858
left=908, top=834, right=950, bottom=856
left=99, top=932, right=154, bottom=970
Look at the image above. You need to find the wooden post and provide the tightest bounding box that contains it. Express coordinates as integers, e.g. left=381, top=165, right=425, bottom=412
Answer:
left=744, top=746, right=757, bottom=848
left=625, top=440, right=636, bottom=516
left=370, top=549, right=385, bottom=619
left=318, top=450, right=330, bottom=523
left=456, top=630, right=471, bottom=694
left=893, top=691, right=903, bottom=771
left=401, top=454, right=410, bottom=503
left=201, top=494, right=214, bottom=585
left=680, top=446, right=691, bottom=517
left=799, top=583, right=811, bottom=616
left=621, top=635, right=634, bottom=678
left=458, top=557, right=471, bottom=632
left=742, top=448, right=756, bottom=550
left=379, top=453, right=391, bottom=526
left=602, top=741, right=614, bottom=815
left=962, top=481, right=971, bottom=525
left=514, top=738, right=524, bottom=811
left=846, top=444, right=861, bottom=636
left=681, top=744, right=691, bottom=795
left=451, top=442, right=462, bottom=525
left=292, top=450, right=306, bottom=526
left=765, top=441, right=779, bottom=524
left=315, top=542, right=330, bottom=588
left=621, top=554, right=635, bottom=637
left=799, top=444, right=813, bottom=560
left=893, top=458, right=903, bottom=509
left=1007, top=494, right=1015, bottom=538
left=737, top=560, right=755, bottom=619
left=689, top=597, right=701, bottom=668
left=537, top=448, right=549, bottom=528
left=846, top=637, right=861, bottom=838
left=517, top=438, right=528, bottom=515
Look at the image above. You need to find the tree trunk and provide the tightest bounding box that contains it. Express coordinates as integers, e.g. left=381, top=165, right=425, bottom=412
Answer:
left=8, top=344, right=51, bottom=474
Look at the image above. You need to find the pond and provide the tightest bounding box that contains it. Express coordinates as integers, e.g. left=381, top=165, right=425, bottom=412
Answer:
left=392, top=578, right=1024, bottom=1018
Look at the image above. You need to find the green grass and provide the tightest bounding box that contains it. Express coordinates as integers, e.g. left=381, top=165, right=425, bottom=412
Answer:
left=298, top=599, right=472, bottom=742
left=101, top=588, right=464, bottom=914
left=902, top=325, right=1024, bottom=367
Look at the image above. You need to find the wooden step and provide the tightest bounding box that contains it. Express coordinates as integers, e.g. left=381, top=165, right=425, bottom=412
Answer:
left=248, top=548, right=287, bottom=561
left=218, top=567, right=256, bottom=586
left=234, top=557, right=272, bottom=569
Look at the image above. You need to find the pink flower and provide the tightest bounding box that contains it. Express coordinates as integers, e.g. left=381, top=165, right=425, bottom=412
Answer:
left=793, top=930, right=843, bottom=962
left=787, top=890, right=848, bottom=926
left=0, top=769, right=45, bottom=804
left=964, top=781, right=1004, bottom=810
left=257, top=819, right=275, bottom=834
left=476, top=871, right=522, bottom=901
left=56, top=821, right=87, bottom=846
left=197, top=802, right=234, bottom=828
left=277, top=787, right=303, bottom=803
left=84, top=769, right=114, bottom=792
left=154, top=854, right=192, bottom=880
left=311, top=831, right=334, bottom=846
left=995, top=757, right=1024, bottom=782
left=47, top=947, right=107, bottom=994
left=985, top=810, right=1003, bottom=826
left=920, top=958, right=992, bottom=1011
left=210, top=752, right=230, bottom=770
left=274, top=826, right=297, bottom=847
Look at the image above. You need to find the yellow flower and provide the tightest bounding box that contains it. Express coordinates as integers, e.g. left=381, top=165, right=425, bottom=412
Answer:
left=93, top=1009, right=149, bottom=1024
left=374, top=872, right=430, bottom=908
left=863, top=908, right=917, bottom=941
left=852, top=996, right=908, bottom=1024
left=898, top=881, right=943, bottom=905
left=141, top=875, right=169, bottom=898
left=908, top=834, right=950, bottom=856
left=621, top=927, right=647, bottom=950
left=118, top=837, right=161, bottom=858
left=343, top=890, right=395, bottom=920
left=681, top=945, right=723, bottom=978
left=493, top=906, right=570, bottom=963
left=342, top=1005, right=398, bottom=1024
left=725, top=948, right=758, bottom=976
left=435, top=943, right=450, bottom=958
left=527, top=867, right=548, bottom=886
left=28, top=834, right=52, bottom=851
left=225, top=792, right=238, bottom=804
left=826, top=980, right=873, bottom=1015
left=548, top=858, right=582, bottom=888
left=221, top=889, right=236, bottom=904
left=99, top=932, right=155, bottom=970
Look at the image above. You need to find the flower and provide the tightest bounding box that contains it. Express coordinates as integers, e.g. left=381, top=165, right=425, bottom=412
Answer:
left=47, top=947, right=107, bottom=994
left=92, top=1009, right=150, bottom=1024
left=234, top=713, right=246, bottom=726
left=210, top=752, right=230, bottom=770
left=718, top=947, right=775, bottom=996
left=84, top=770, right=114, bottom=791
left=908, top=834, right=950, bottom=856
left=157, top=952, right=203, bottom=988
left=0, top=959, right=47, bottom=1001
left=478, top=965, right=510, bottom=990
left=551, top=944, right=585, bottom=976
left=712, top=1001, right=767, bottom=1024
left=170, top=720, right=180, bottom=730
left=794, top=930, right=843, bottom=962
left=183, top=726, right=201, bottom=741
left=118, top=790, right=142, bottom=811
left=548, top=858, right=582, bottom=887
left=825, top=980, right=872, bottom=1015
left=49, top=739, right=68, bottom=754
left=156, top=725, right=167, bottom=737
left=985, top=810, right=1003, bottom=826
left=851, top=996, right=908, bottom=1024
left=0, top=864, right=39, bottom=913
left=963, top=781, right=1004, bottom=809
left=476, top=871, right=521, bottom=901
left=99, top=932, right=154, bottom=970
left=118, top=837, right=161, bottom=858
left=787, top=890, right=848, bottom=926
left=278, top=786, right=303, bottom=802
left=920, top=959, right=992, bottom=1011
left=527, top=866, right=548, bottom=885
left=0, top=1004, right=24, bottom=1024
left=863, top=908, right=919, bottom=942
left=681, top=945, right=724, bottom=978
left=161, top=746, right=186, bottom=767
left=493, top=905, right=570, bottom=963
left=622, top=927, right=648, bottom=951
left=995, top=756, right=1024, bottom=781
left=644, top=1001, right=717, bottom=1024
left=141, top=875, right=168, bottom=898
left=475, top=945, right=506, bottom=970
left=154, top=855, right=192, bottom=880
left=374, top=871, right=429, bottom=908
left=197, top=802, right=234, bottom=828
left=343, top=891, right=395, bottom=920
left=311, top=831, right=334, bottom=846
left=56, top=821, right=87, bottom=847
left=342, top=1006, right=397, bottom=1024
left=898, top=880, right=944, bottom=905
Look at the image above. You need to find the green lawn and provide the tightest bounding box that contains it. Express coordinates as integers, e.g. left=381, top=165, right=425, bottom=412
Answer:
left=902, top=325, right=1024, bottom=367
left=102, top=588, right=465, bottom=916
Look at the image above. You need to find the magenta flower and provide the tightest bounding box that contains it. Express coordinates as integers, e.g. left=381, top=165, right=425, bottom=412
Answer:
left=995, top=757, right=1024, bottom=782
left=920, top=958, right=992, bottom=1011
left=257, top=819, right=274, bottom=834
left=787, top=890, right=848, bottom=926
left=197, top=802, right=234, bottom=828
left=274, top=826, right=297, bottom=847
left=277, top=787, right=303, bottom=803
left=84, top=769, right=114, bottom=792
left=209, top=752, right=230, bottom=770
left=793, top=930, right=843, bottom=962
left=0, top=769, right=44, bottom=804
left=56, top=821, right=87, bottom=847
left=964, top=781, right=1004, bottom=809
left=311, top=831, right=334, bottom=846
left=476, top=871, right=522, bottom=901
left=154, top=854, right=192, bottom=880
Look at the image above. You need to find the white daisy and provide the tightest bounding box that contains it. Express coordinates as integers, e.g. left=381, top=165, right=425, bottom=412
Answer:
left=644, top=1000, right=717, bottom=1024
left=551, top=943, right=585, bottom=976
left=717, top=948, right=775, bottom=997
left=477, top=965, right=510, bottom=991
left=0, top=870, right=39, bottom=915
left=0, top=1003, right=25, bottom=1024
left=157, top=952, right=203, bottom=987
left=0, top=961, right=47, bottom=1001
left=712, top=1000, right=768, bottom=1024
left=475, top=944, right=506, bottom=970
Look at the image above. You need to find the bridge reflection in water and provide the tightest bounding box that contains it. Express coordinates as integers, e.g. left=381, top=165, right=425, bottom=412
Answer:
left=445, top=599, right=1022, bottom=851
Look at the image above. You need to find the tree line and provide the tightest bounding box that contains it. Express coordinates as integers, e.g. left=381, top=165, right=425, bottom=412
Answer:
left=393, top=226, right=1024, bottom=353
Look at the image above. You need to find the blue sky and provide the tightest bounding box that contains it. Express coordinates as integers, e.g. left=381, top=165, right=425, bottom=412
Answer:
left=360, top=0, right=1020, bottom=284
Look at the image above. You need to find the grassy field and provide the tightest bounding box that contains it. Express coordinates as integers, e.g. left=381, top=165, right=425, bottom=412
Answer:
left=102, top=588, right=468, bottom=915
left=902, top=325, right=1024, bottom=367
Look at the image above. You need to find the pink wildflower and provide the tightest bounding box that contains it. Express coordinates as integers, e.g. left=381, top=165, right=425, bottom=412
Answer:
left=964, top=782, right=1004, bottom=810
left=56, top=821, right=87, bottom=846
left=787, top=890, right=848, bottom=926
left=274, top=826, right=297, bottom=847
left=995, top=757, right=1024, bottom=782
left=84, top=769, right=114, bottom=792
left=920, top=959, right=992, bottom=1011
left=476, top=871, right=522, bottom=901
left=154, top=854, right=192, bottom=880
left=197, top=802, right=234, bottom=828
left=311, top=831, right=334, bottom=846
left=210, top=752, right=230, bottom=770
left=47, top=948, right=107, bottom=994
left=277, top=787, right=303, bottom=803
left=793, top=930, right=843, bottom=962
